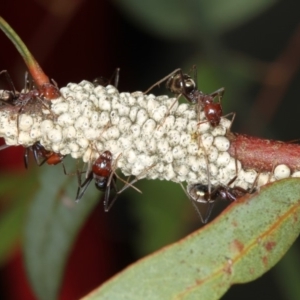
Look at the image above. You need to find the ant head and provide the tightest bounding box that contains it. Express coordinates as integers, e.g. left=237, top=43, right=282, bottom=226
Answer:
left=94, top=175, right=108, bottom=191
left=166, top=73, right=196, bottom=95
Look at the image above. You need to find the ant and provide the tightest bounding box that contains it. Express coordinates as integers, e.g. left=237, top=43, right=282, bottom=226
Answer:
left=183, top=143, right=256, bottom=223
left=76, top=149, right=155, bottom=211
left=76, top=151, right=117, bottom=211
left=0, top=70, right=58, bottom=130
left=93, top=68, right=120, bottom=88
left=0, top=70, right=44, bottom=109
left=186, top=177, right=253, bottom=223
left=76, top=150, right=134, bottom=211
left=24, top=142, right=66, bottom=170
left=144, top=67, right=232, bottom=127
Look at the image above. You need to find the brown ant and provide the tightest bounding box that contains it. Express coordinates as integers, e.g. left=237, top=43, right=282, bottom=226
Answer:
left=0, top=70, right=52, bottom=117
left=187, top=177, right=253, bottom=223
left=76, top=149, right=156, bottom=211
left=76, top=151, right=116, bottom=211
left=76, top=150, right=138, bottom=211
left=145, top=67, right=233, bottom=127
left=183, top=143, right=256, bottom=223
left=1, top=70, right=35, bottom=104
left=24, top=142, right=66, bottom=170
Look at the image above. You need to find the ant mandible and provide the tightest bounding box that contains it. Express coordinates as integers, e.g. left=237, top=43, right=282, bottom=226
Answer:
left=144, top=67, right=228, bottom=127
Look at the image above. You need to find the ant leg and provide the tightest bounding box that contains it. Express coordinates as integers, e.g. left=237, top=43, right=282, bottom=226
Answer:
left=117, top=163, right=157, bottom=195
left=0, top=143, right=11, bottom=151
left=75, top=171, right=93, bottom=202
left=110, top=68, right=120, bottom=88
left=31, top=146, right=48, bottom=167
left=61, top=158, right=86, bottom=176
left=248, top=172, right=259, bottom=194
left=23, top=147, right=30, bottom=169
left=156, top=69, right=191, bottom=128
left=113, top=173, right=142, bottom=194
left=93, top=68, right=120, bottom=88
left=202, top=201, right=216, bottom=224
left=191, top=65, right=198, bottom=87
left=61, top=161, right=68, bottom=175
left=144, top=68, right=182, bottom=94
left=221, top=112, right=236, bottom=131
left=0, top=70, right=17, bottom=95
left=60, top=159, right=81, bottom=176
left=51, top=78, right=59, bottom=88
left=156, top=94, right=181, bottom=129
left=104, top=175, right=118, bottom=212
left=199, top=141, right=216, bottom=223
left=226, top=175, right=238, bottom=187
left=209, top=87, right=225, bottom=102
left=103, top=163, right=156, bottom=212
left=24, top=72, right=32, bottom=92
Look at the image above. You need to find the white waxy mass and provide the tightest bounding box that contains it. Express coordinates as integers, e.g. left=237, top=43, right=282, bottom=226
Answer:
left=0, top=80, right=294, bottom=191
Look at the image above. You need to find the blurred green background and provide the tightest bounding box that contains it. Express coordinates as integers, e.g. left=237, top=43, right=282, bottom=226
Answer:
left=0, top=0, right=300, bottom=299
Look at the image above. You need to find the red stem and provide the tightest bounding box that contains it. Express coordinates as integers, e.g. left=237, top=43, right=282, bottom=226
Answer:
left=0, top=16, right=60, bottom=100
left=227, top=132, right=300, bottom=172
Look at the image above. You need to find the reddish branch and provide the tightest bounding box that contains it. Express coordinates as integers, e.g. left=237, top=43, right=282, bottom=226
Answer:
left=227, top=132, right=300, bottom=172
left=0, top=16, right=60, bottom=100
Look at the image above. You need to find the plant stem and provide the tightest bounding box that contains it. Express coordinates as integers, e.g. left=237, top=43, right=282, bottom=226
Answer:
left=227, top=132, right=300, bottom=172
left=0, top=16, right=60, bottom=100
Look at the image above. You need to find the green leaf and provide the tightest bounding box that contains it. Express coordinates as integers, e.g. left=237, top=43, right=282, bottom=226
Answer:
left=274, top=245, right=300, bottom=300
left=128, top=180, right=191, bottom=256
left=23, top=164, right=98, bottom=300
left=113, top=0, right=276, bottom=39
left=83, top=178, right=300, bottom=300
left=0, top=173, right=36, bottom=265
left=199, top=0, right=277, bottom=33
